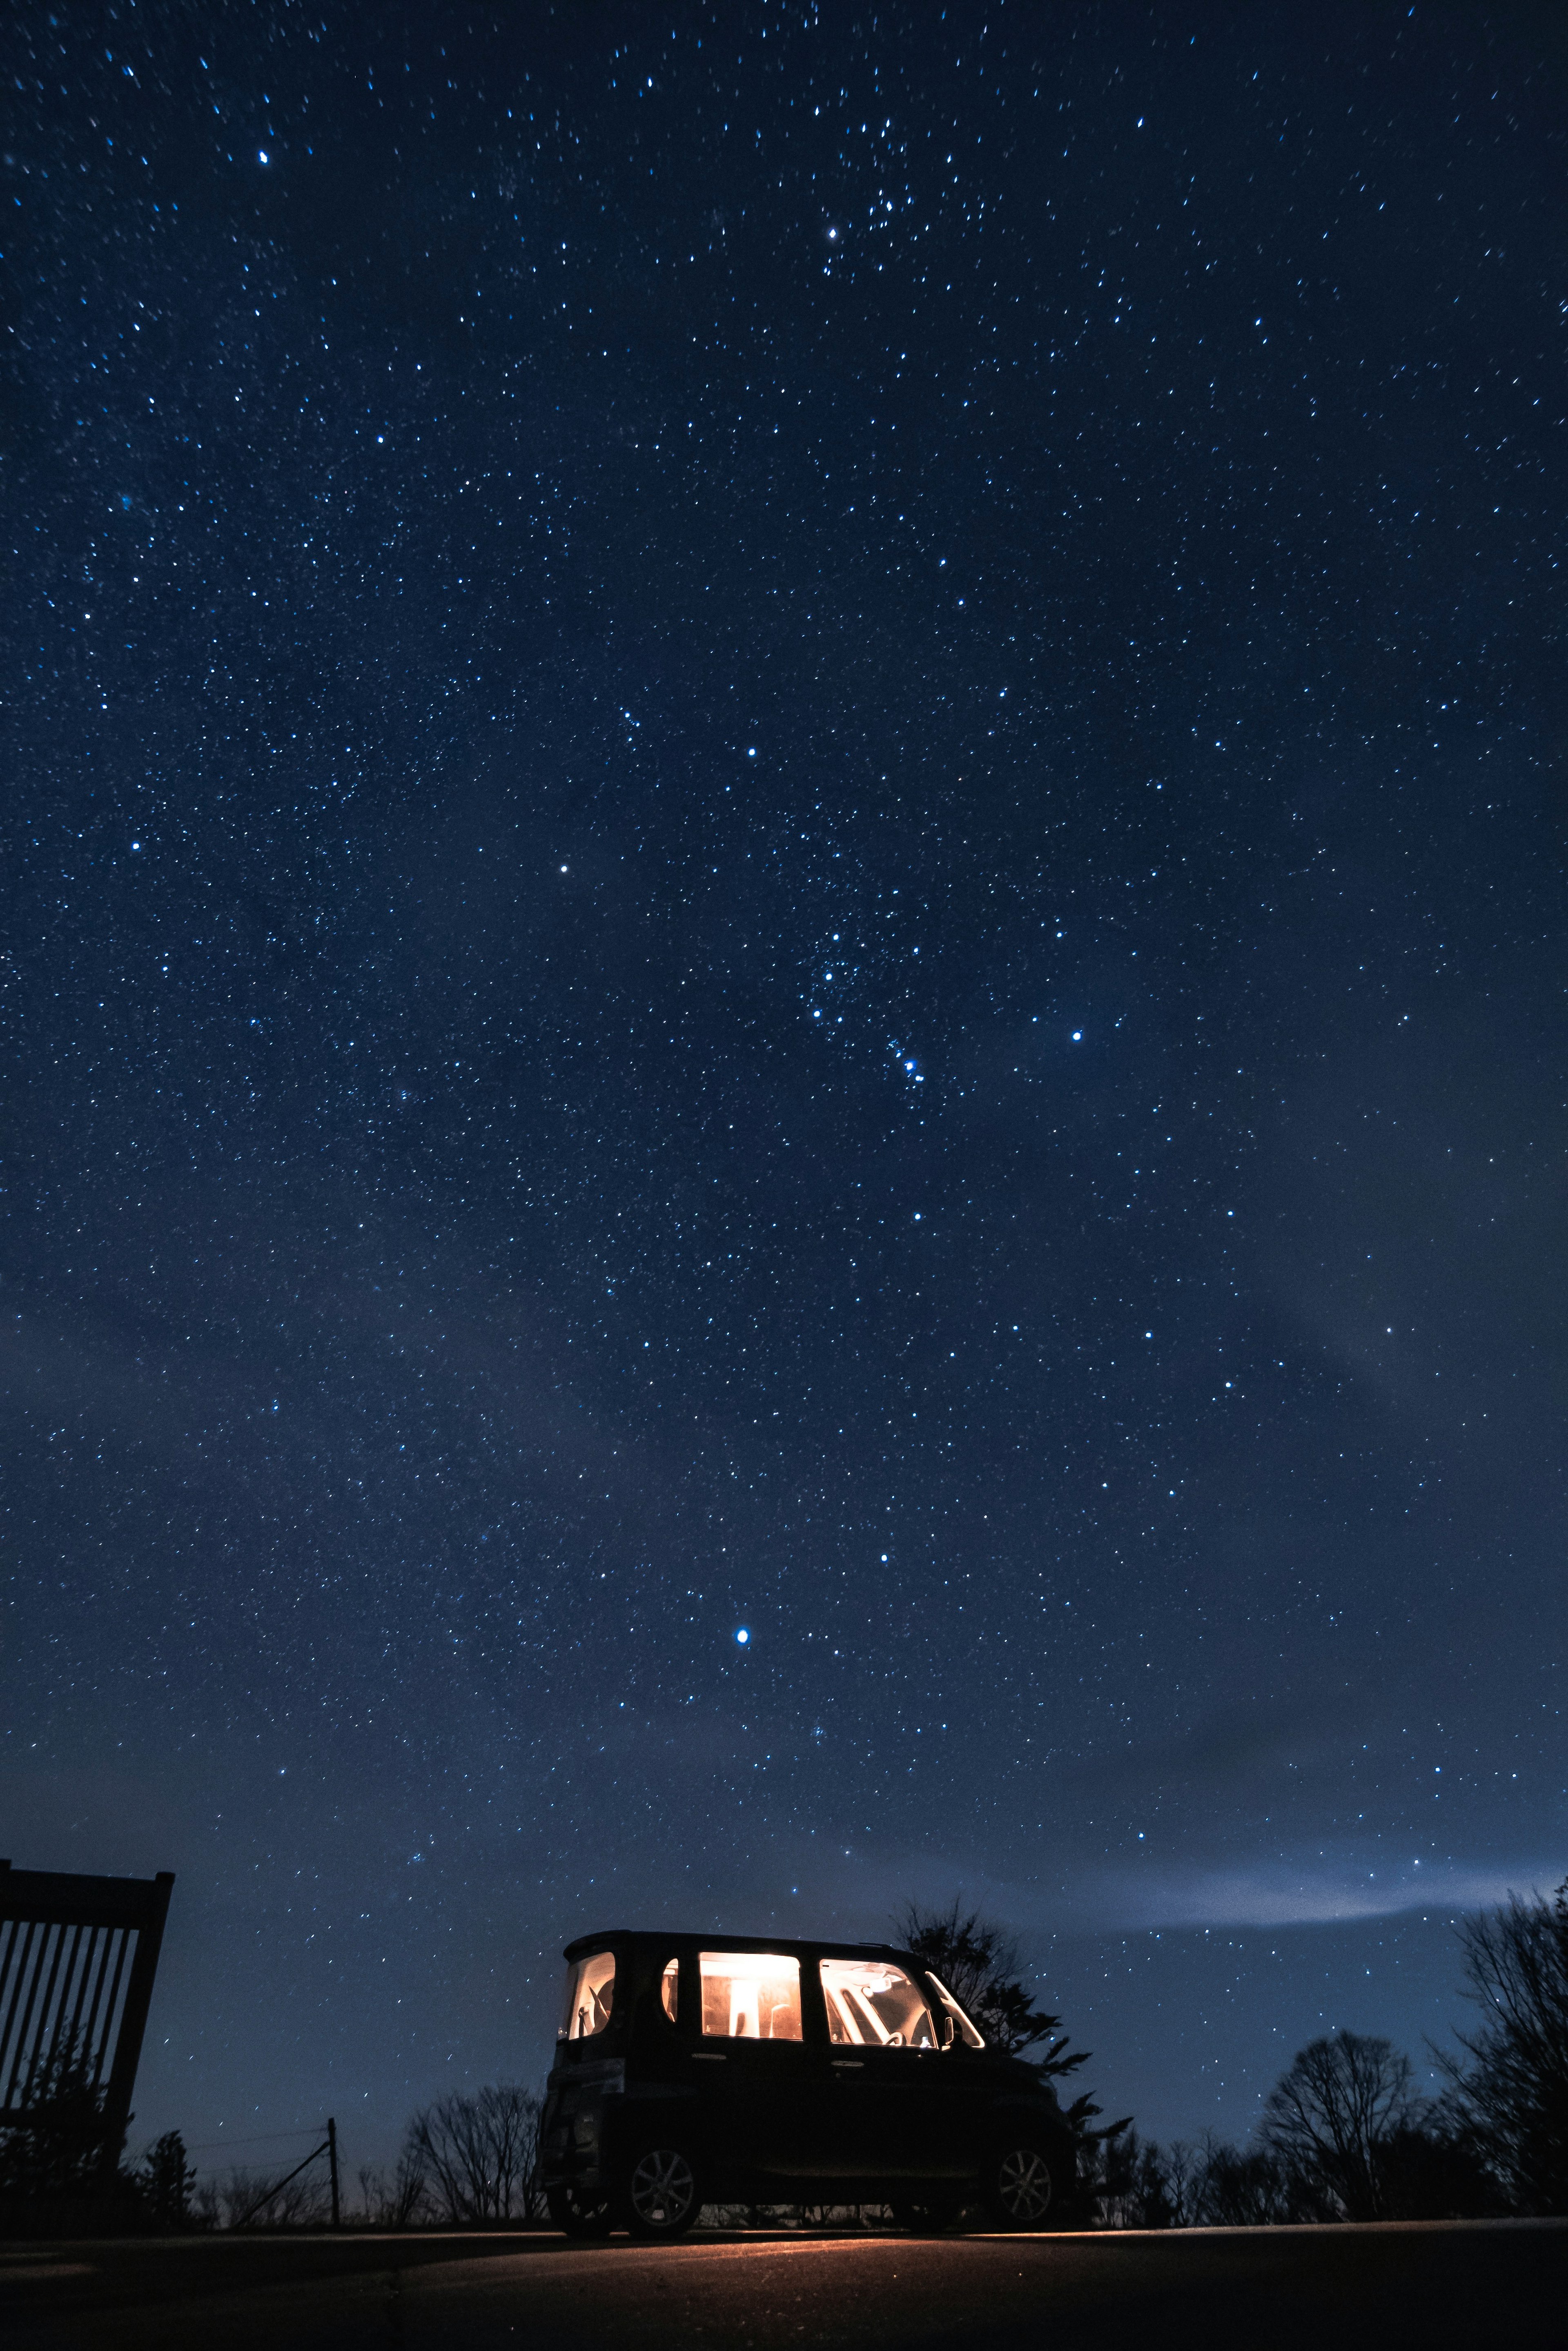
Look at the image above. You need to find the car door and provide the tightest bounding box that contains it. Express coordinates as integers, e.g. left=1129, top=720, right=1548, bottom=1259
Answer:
left=915, top=1969, right=998, bottom=2179
left=816, top=1957, right=955, bottom=2185
left=693, top=1949, right=812, bottom=2192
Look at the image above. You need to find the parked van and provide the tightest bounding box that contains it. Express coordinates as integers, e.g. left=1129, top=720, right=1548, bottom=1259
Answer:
left=540, top=1929, right=1078, bottom=2237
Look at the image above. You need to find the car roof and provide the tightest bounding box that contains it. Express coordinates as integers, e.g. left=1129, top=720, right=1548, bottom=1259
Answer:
left=561, top=1929, right=926, bottom=1968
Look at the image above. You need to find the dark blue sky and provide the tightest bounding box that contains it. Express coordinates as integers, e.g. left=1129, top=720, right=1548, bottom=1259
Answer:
left=5, top=1, right=1564, bottom=2169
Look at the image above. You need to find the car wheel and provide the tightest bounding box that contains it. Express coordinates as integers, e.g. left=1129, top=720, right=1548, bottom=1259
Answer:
left=983, top=2140, right=1060, bottom=2230
left=621, top=2144, right=702, bottom=2239
left=547, top=2182, right=614, bottom=2238
left=889, top=2199, right=962, bottom=2234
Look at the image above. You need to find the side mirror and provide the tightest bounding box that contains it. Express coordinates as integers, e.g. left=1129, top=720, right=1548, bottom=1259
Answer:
left=940, top=2014, right=955, bottom=2050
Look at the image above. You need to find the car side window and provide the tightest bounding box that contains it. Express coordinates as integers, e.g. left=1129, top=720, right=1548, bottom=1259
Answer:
left=698, top=1951, right=803, bottom=2040
left=558, top=1950, right=616, bottom=2041
left=923, top=1970, right=986, bottom=2048
left=819, top=1958, right=937, bottom=2048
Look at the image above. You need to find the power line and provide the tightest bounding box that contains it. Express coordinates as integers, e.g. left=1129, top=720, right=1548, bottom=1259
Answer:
left=187, top=2118, right=343, bottom=2231
left=183, top=2126, right=330, bottom=2153
left=236, top=2134, right=334, bottom=2231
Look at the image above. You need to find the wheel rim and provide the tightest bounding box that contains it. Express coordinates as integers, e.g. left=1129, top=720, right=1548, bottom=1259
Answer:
left=629, top=2148, right=696, bottom=2228
left=997, top=2147, right=1054, bottom=2222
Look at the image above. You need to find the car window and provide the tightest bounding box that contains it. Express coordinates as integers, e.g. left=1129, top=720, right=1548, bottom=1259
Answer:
left=660, top=1956, right=680, bottom=2023
left=820, top=1958, right=937, bottom=2048
left=923, top=1970, right=986, bottom=2048
left=558, top=1949, right=616, bottom=2041
left=698, top=1951, right=803, bottom=2040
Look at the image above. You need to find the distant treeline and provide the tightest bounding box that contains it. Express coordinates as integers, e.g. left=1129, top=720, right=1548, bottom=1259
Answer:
left=207, top=2084, right=547, bottom=2233
left=1089, top=1877, right=1568, bottom=2225
left=3, top=1877, right=1563, bottom=2231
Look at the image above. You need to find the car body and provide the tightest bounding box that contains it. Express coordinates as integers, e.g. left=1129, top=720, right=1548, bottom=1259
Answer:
left=539, top=1929, right=1078, bottom=2238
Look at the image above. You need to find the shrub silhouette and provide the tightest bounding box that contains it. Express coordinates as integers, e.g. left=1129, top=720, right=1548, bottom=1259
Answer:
left=0, top=2030, right=119, bottom=2202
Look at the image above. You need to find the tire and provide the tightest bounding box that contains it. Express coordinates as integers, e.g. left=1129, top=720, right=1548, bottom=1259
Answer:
left=547, top=2181, right=614, bottom=2238
left=621, top=2144, right=702, bottom=2240
left=982, top=2139, right=1061, bottom=2230
left=889, top=2200, right=962, bottom=2235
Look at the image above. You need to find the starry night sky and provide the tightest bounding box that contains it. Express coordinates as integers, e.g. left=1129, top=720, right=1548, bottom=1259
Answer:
left=6, top=4, right=1566, bottom=2170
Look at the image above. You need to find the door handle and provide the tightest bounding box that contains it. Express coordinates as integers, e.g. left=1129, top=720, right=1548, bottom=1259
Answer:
left=693, top=2052, right=727, bottom=2063
left=830, top=2060, right=864, bottom=2071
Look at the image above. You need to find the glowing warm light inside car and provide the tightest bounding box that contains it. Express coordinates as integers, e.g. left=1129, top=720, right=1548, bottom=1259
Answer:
left=558, top=1948, right=616, bottom=2039
left=923, top=1969, right=986, bottom=2047
left=699, top=1951, right=803, bottom=2040
left=819, top=1958, right=938, bottom=2047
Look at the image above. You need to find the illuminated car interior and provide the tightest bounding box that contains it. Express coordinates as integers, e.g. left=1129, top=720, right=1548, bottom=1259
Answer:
left=559, top=1947, right=616, bottom=2040
left=698, top=1951, right=804, bottom=2039
left=923, top=1969, right=986, bottom=2047
left=819, top=1957, right=938, bottom=2047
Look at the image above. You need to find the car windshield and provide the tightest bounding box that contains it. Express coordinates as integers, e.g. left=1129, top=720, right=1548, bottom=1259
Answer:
left=699, top=1951, right=803, bottom=2040
left=558, top=1949, right=616, bottom=2041
left=923, top=1969, right=985, bottom=2047
left=820, top=1958, right=937, bottom=2048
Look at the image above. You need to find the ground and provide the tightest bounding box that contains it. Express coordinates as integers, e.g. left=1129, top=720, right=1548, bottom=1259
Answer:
left=4, top=2219, right=1563, bottom=2349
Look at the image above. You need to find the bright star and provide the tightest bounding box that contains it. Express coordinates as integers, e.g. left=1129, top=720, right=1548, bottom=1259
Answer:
left=735, top=1627, right=750, bottom=1646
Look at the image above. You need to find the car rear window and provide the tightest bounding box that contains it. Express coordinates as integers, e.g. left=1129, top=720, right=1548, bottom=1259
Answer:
left=558, top=1949, right=616, bottom=2041
left=698, top=1951, right=803, bottom=2041
left=820, top=1958, right=937, bottom=2048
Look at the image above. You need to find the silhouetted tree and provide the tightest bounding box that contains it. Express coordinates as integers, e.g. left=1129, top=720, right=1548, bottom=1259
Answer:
left=1193, top=2135, right=1294, bottom=2224
left=1153, top=2137, right=1201, bottom=2227
left=404, top=2084, right=543, bottom=2224
left=136, top=2131, right=198, bottom=2230
left=1088, top=2130, right=1295, bottom=2228
left=897, top=1899, right=1129, bottom=2180
left=1258, top=2033, right=1418, bottom=2220
left=1372, top=2121, right=1503, bottom=2221
left=1087, top=2021, right=1516, bottom=2233
left=1092, top=2110, right=1503, bottom=2231
left=895, top=1899, right=1089, bottom=2074
left=1434, top=1876, right=1568, bottom=2215
left=356, top=2146, right=431, bottom=2229
left=1094, top=2127, right=1198, bottom=2228
left=0, top=2030, right=120, bottom=2202
left=219, top=2159, right=331, bottom=2229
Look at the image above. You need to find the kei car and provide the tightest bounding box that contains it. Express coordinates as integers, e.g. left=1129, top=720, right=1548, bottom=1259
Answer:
left=539, top=1929, right=1079, bottom=2239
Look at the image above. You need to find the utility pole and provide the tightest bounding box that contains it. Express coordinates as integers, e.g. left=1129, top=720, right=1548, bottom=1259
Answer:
left=327, top=2117, right=340, bottom=2229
